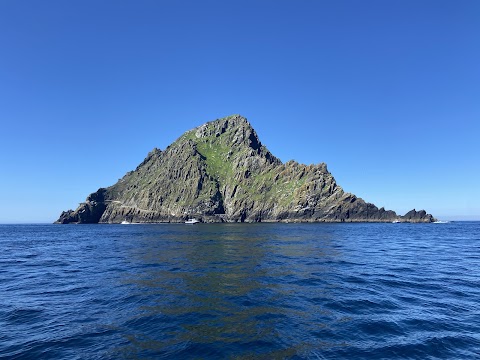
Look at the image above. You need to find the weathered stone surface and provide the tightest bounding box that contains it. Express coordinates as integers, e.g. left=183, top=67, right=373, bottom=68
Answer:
left=55, top=115, right=436, bottom=224
left=56, top=188, right=107, bottom=224
left=402, top=209, right=435, bottom=223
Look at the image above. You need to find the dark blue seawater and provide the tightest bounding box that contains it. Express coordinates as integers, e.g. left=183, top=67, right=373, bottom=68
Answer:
left=1, top=222, right=479, bottom=359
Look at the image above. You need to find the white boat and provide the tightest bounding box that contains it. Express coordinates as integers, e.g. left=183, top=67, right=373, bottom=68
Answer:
left=392, top=220, right=401, bottom=223
left=185, top=218, right=200, bottom=224
left=121, top=220, right=131, bottom=224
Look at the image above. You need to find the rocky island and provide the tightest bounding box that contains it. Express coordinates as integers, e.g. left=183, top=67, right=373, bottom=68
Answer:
left=56, top=115, right=435, bottom=224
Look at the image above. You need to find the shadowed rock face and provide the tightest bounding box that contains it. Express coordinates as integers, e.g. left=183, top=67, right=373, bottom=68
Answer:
left=55, top=115, right=436, bottom=224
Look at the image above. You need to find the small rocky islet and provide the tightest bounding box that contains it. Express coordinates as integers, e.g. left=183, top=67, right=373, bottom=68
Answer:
left=56, top=115, right=435, bottom=224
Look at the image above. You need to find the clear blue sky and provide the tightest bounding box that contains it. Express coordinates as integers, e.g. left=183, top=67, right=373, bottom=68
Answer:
left=0, top=0, right=478, bottom=223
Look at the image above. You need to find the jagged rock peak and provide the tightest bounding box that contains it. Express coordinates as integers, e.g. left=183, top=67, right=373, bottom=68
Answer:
left=136, top=147, right=162, bottom=170
left=402, top=209, right=435, bottom=223
left=188, top=114, right=261, bottom=149
left=194, top=114, right=250, bottom=137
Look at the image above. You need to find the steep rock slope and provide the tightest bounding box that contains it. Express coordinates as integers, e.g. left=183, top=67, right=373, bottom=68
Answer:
left=56, top=115, right=435, bottom=223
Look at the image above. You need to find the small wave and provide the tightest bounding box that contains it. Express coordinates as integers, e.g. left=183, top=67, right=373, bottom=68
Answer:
left=2, top=222, right=479, bottom=359
left=4, top=307, right=45, bottom=325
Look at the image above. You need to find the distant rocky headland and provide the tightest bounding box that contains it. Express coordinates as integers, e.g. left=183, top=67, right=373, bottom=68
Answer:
left=56, top=115, right=435, bottom=224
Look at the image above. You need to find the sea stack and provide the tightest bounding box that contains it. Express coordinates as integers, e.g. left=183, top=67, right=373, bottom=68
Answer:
left=56, top=115, right=435, bottom=224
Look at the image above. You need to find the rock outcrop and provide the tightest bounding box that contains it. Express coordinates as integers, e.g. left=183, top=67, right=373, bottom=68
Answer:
left=56, top=115, right=436, bottom=223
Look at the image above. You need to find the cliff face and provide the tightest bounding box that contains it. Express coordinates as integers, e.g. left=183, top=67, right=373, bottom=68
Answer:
left=56, top=115, right=435, bottom=224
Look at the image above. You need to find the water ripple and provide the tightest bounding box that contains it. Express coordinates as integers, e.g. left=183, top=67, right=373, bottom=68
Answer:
left=1, top=222, right=479, bottom=359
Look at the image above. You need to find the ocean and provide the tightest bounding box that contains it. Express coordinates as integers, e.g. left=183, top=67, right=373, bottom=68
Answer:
left=1, top=222, right=479, bottom=359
